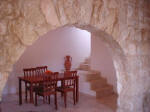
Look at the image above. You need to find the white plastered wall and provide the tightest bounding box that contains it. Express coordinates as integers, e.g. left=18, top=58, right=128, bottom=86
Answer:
left=3, top=27, right=91, bottom=94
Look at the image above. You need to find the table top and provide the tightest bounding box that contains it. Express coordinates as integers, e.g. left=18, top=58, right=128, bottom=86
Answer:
left=18, top=73, right=78, bottom=83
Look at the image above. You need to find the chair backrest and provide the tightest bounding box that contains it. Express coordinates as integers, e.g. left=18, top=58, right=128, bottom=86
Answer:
left=63, top=71, right=77, bottom=88
left=43, top=73, right=58, bottom=92
left=23, top=68, right=37, bottom=78
left=51, top=72, right=59, bottom=79
left=63, top=77, right=76, bottom=88
left=36, top=66, right=48, bottom=75
left=64, top=70, right=77, bottom=77
left=70, top=71, right=77, bottom=77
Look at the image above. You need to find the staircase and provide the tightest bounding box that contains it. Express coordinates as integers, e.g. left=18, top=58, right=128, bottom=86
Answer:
left=85, top=70, right=115, bottom=98
left=78, top=58, right=117, bottom=110
left=78, top=58, right=90, bottom=71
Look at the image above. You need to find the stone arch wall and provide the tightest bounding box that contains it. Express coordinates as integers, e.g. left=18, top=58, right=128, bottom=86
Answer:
left=0, top=0, right=150, bottom=112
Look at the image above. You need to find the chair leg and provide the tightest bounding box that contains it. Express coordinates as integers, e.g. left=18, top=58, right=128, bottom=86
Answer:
left=54, top=93, right=58, bottom=110
left=61, top=92, right=64, bottom=97
left=61, top=82, right=64, bottom=97
left=25, top=83, right=27, bottom=102
left=43, top=96, right=45, bottom=103
left=35, top=93, right=37, bottom=106
left=73, top=90, right=76, bottom=105
left=64, top=92, right=67, bottom=108
left=29, top=86, right=34, bottom=103
left=48, top=96, right=51, bottom=104
left=46, top=96, right=48, bottom=102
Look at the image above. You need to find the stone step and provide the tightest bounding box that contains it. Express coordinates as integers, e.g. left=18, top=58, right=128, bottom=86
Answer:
left=83, top=58, right=90, bottom=64
left=87, top=71, right=100, bottom=75
left=77, top=58, right=115, bottom=101
left=83, top=61, right=89, bottom=65
left=80, top=64, right=90, bottom=68
left=78, top=64, right=90, bottom=71
left=96, top=86, right=114, bottom=98
left=88, top=70, right=100, bottom=74
left=91, top=83, right=112, bottom=91
left=88, top=78, right=107, bottom=86
left=86, top=75, right=107, bottom=82
left=86, top=71, right=101, bottom=77
left=94, top=84, right=113, bottom=91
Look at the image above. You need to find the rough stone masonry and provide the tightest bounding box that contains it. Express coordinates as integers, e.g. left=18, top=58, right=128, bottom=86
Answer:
left=0, top=0, right=150, bottom=112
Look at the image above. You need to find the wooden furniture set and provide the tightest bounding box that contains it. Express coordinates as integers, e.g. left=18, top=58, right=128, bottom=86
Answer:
left=18, top=67, right=79, bottom=110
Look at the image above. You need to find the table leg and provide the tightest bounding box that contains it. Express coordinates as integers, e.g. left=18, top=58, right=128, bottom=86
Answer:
left=76, top=76, right=79, bottom=102
left=61, top=81, right=64, bottom=97
left=19, top=78, right=22, bottom=105
left=0, top=101, right=2, bottom=112
left=30, top=83, right=34, bottom=103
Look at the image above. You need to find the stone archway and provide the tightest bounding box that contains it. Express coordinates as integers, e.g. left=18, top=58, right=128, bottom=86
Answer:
left=0, top=0, right=150, bottom=112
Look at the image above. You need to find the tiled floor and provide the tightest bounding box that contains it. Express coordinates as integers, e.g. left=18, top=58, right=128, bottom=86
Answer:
left=1, top=93, right=115, bottom=112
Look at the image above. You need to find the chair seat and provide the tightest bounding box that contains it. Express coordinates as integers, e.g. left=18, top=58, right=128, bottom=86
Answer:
left=56, top=86, right=74, bottom=92
left=35, top=86, right=55, bottom=93
left=26, top=85, right=39, bottom=91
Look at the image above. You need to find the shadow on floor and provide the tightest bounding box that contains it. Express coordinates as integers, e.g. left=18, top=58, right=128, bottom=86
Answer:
left=1, top=93, right=115, bottom=112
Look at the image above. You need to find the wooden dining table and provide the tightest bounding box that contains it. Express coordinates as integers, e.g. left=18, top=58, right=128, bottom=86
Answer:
left=18, top=73, right=79, bottom=105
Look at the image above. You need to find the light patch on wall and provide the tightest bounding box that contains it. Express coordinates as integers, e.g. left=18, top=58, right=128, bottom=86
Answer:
left=72, top=27, right=91, bottom=58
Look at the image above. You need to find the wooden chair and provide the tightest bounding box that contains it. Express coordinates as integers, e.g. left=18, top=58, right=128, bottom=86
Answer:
left=46, top=72, right=59, bottom=102
left=34, top=73, right=58, bottom=110
left=36, top=66, right=48, bottom=76
left=56, top=76, right=76, bottom=108
left=23, top=68, right=37, bottom=102
left=23, top=68, right=37, bottom=78
left=60, top=71, right=77, bottom=97
left=64, top=70, right=77, bottom=77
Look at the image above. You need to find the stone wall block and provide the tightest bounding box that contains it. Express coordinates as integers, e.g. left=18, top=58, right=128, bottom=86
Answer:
left=0, top=1, right=13, bottom=19
left=90, top=0, right=103, bottom=28
left=56, top=0, right=69, bottom=25
left=138, top=9, right=144, bottom=22
left=0, top=48, right=7, bottom=67
left=143, top=91, right=150, bottom=112
left=19, top=0, right=46, bottom=27
left=75, top=0, right=93, bottom=25
left=139, top=22, right=150, bottom=30
left=116, top=71, right=128, bottom=94
left=119, top=2, right=127, bottom=25
left=140, top=56, right=150, bottom=71
left=144, top=9, right=150, bottom=18
left=144, top=17, right=150, bottom=26
left=126, top=43, right=137, bottom=55
left=62, top=0, right=80, bottom=24
left=108, top=0, right=118, bottom=9
left=10, top=18, right=38, bottom=46
left=120, top=30, right=129, bottom=41
left=0, top=20, right=7, bottom=35
left=41, top=0, right=60, bottom=28
left=137, top=42, right=150, bottom=55
left=126, top=56, right=142, bottom=74
left=141, top=29, right=150, bottom=41
left=34, top=24, right=52, bottom=37
left=127, top=4, right=139, bottom=27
